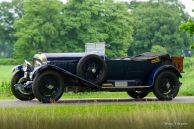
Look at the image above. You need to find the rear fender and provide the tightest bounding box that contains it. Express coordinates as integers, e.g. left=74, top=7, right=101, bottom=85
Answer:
left=31, top=64, right=101, bottom=89
left=148, top=65, right=182, bottom=87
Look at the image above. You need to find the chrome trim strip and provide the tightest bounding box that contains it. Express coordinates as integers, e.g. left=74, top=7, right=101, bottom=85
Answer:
left=102, top=86, right=150, bottom=89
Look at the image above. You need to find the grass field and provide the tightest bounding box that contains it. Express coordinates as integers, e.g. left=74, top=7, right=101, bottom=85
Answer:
left=0, top=65, right=13, bottom=98
left=0, top=104, right=193, bottom=129
left=179, top=57, right=194, bottom=96
left=0, top=61, right=194, bottom=129
left=0, top=65, right=13, bottom=82
left=0, top=57, right=194, bottom=98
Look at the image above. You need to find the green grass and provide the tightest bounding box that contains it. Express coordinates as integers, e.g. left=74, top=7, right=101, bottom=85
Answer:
left=179, top=57, right=194, bottom=96
left=0, top=64, right=194, bottom=129
left=0, top=104, right=194, bottom=129
left=0, top=57, right=194, bottom=98
left=0, top=66, right=13, bottom=97
left=0, top=65, right=13, bottom=82
left=62, top=92, right=129, bottom=98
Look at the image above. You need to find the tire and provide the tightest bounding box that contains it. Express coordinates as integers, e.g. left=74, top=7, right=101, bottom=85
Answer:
left=77, top=54, right=107, bottom=85
left=32, top=70, right=64, bottom=103
left=153, top=71, right=180, bottom=101
left=127, top=90, right=149, bottom=99
left=11, top=71, right=35, bottom=101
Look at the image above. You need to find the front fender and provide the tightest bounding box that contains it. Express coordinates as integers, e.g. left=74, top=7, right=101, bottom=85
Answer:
left=30, top=64, right=101, bottom=89
left=30, top=65, right=72, bottom=80
left=148, top=65, right=182, bottom=87
left=11, top=65, right=23, bottom=73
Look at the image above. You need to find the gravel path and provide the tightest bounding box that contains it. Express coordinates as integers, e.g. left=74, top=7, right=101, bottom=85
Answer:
left=0, top=96, right=193, bottom=107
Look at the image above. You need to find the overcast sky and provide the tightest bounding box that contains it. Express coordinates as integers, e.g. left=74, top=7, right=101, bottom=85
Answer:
left=119, top=0, right=194, bottom=16
left=0, top=0, right=194, bottom=16
left=181, top=0, right=194, bottom=16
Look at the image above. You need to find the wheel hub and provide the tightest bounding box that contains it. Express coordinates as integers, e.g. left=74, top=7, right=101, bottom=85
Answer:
left=166, top=82, right=171, bottom=89
left=91, top=68, right=96, bottom=73
left=14, top=83, right=32, bottom=95
left=47, top=85, right=54, bottom=90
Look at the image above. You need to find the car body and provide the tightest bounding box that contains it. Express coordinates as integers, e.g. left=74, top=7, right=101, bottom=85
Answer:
left=11, top=43, right=183, bottom=103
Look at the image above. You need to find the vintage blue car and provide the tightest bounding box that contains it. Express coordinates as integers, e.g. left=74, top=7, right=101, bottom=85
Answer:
left=11, top=43, right=183, bottom=103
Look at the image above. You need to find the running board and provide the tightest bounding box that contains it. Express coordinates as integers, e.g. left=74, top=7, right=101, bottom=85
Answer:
left=103, top=80, right=143, bottom=87
left=99, top=86, right=151, bottom=92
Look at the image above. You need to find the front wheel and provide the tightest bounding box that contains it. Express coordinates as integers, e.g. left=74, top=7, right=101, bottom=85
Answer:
left=32, top=70, right=64, bottom=103
left=11, top=71, right=35, bottom=101
left=127, top=90, right=149, bottom=99
left=153, top=71, right=180, bottom=101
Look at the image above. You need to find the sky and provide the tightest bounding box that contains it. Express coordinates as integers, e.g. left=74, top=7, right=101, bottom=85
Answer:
left=120, top=0, right=194, bottom=16
left=181, top=0, right=194, bottom=16
left=0, top=0, right=194, bottom=16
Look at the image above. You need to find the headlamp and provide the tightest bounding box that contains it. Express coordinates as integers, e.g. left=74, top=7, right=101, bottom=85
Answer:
left=23, top=60, right=32, bottom=72
left=34, top=60, right=42, bottom=68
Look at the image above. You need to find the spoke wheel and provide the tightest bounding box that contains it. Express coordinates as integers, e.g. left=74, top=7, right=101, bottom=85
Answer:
left=82, top=59, right=103, bottom=81
left=77, top=54, right=107, bottom=85
left=32, top=70, right=64, bottom=103
left=153, top=71, right=180, bottom=101
left=11, top=71, right=34, bottom=101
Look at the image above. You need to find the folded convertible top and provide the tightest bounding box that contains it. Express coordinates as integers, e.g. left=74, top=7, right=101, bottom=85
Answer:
left=131, top=52, right=170, bottom=61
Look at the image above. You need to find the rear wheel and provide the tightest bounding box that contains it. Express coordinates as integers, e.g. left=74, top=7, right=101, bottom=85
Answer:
left=127, top=90, right=149, bottom=99
left=77, top=54, right=107, bottom=85
left=32, top=70, right=64, bottom=103
left=153, top=71, right=180, bottom=101
left=11, top=71, right=34, bottom=101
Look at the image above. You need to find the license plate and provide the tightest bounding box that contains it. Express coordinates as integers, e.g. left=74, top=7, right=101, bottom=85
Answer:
left=115, top=81, right=128, bottom=87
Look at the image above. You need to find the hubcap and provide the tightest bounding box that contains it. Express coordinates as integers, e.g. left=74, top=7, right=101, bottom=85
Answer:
left=82, top=59, right=103, bottom=82
left=47, top=85, right=54, bottom=90
left=159, top=76, right=175, bottom=95
left=39, top=75, right=60, bottom=98
left=14, top=78, right=32, bottom=95
left=91, top=68, right=96, bottom=73
left=166, top=82, right=171, bottom=89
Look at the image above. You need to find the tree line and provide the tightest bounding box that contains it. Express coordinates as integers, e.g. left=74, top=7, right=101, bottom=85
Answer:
left=0, top=0, right=192, bottom=62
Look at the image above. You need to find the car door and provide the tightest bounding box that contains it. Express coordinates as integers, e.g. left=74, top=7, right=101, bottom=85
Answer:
left=106, top=59, right=125, bottom=80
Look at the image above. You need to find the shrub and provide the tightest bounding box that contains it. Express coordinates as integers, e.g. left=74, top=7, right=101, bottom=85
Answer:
left=0, top=81, right=12, bottom=97
left=150, top=45, right=167, bottom=53
left=0, top=58, right=17, bottom=65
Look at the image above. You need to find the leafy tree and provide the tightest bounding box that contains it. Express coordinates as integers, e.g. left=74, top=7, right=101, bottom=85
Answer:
left=0, top=0, right=23, bottom=57
left=14, top=0, right=132, bottom=61
left=180, top=19, right=194, bottom=35
left=61, top=0, right=132, bottom=57
left=128, top=0, right=191, bottom=56
left=179, top=19, right=194, bottom=48
left=14, top=0, right=63, bottom=61
left=150, top=45, right=167, bottom=53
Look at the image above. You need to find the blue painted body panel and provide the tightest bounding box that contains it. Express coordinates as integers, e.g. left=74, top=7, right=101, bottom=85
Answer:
left=44, top=53, right=105, bottom=61
left=30, top=64, right=101, bottom=89
left=12, top=65, right=23, bottom=72
left=148, top=65, right=182, bottom=87
left=44, top=53, right=85, bottom=61
left=13, top=52, right=182, bottom=88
